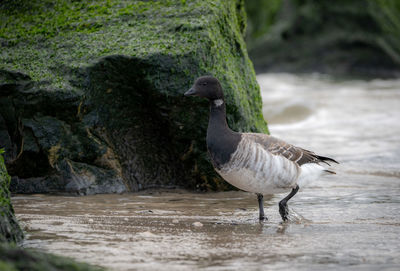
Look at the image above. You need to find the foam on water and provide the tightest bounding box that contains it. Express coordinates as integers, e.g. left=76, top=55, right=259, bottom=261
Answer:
left=259, top=73, right=400, bottom=177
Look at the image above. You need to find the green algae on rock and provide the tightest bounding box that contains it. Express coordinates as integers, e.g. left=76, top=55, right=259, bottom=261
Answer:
left=368, top=0, right=400, bottom=66
left=245, top=0, right=400, bottom=77
left=0, top=149, right=23, bottom=243
left=0, top=0, right=268, bottom=193
left=0, top=243, right=104, bottom=271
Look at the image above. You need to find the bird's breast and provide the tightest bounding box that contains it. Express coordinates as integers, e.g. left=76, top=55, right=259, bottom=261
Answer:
left=206, top=130, right=241, bottom=169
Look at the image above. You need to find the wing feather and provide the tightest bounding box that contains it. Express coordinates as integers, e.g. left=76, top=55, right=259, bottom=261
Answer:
left=244, top=133, right=338, bottom=166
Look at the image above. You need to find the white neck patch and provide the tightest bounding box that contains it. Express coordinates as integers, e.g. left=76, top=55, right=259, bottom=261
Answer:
left=214, top=99, right=224, bottom=107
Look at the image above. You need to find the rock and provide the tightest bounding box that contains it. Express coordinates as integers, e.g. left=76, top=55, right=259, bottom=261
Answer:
left=0, top=0, right=268, bottom=194
left=192, top=222, right=203, bottom=227
left=0, top=243, right=104, bottom=271
left=0, top=149, right=23, bottom=243
left=138, top=231, right=157, bottom=238
left=246, top=0, right=400, bottom=77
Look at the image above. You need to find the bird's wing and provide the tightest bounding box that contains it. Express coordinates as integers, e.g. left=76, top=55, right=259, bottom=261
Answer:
left=244, top=133, right=338, bottom=166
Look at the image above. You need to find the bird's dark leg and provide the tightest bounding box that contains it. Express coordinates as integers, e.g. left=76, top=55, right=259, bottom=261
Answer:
left=256, top=193, right=267, bottom=221
left=279, top=185, right=299, bottom=221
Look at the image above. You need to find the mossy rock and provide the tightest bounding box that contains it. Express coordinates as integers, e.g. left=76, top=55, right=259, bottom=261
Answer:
left=246, top=0, right=400, bottom=77
left=0, top=243, right=103, bottom=271
left=0, top=149, right=23, bottom=243
left=0, top=0, right=268, bottom=193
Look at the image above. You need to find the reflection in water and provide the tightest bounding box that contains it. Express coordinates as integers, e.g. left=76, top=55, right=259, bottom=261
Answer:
left=12, top=74, right=400, bottom=270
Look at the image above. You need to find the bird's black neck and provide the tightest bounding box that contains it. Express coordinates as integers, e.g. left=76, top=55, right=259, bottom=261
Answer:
left=208, top=99, right=229, bottom=132
left=206, top=99, right=241, bottom=168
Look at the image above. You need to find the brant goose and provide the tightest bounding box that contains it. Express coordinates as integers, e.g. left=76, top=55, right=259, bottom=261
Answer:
left=184, top=76, right=338, bottom=221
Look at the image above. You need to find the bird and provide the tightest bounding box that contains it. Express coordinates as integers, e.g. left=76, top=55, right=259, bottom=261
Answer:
left=184, top=76, right=338, bottom=221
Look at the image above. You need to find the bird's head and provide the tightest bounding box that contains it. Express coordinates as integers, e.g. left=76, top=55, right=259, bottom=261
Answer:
left=184, top=76, right=224, bottom=100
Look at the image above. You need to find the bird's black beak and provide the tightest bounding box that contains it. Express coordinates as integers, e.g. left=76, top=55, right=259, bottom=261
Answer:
left=184, top=87, right=197, bottom=97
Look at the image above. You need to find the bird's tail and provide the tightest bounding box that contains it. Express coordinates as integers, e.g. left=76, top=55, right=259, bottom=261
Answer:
left=298, top=163, right=337, bottom=188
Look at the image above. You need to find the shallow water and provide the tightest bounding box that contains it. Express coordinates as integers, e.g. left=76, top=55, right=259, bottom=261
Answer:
left=12, top=73, right=400, bottom=270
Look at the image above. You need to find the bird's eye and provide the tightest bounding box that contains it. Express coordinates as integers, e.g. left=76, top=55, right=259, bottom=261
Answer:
left=202, top=82, right=207, bottom=86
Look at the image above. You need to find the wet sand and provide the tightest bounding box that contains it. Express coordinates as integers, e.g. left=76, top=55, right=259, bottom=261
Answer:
left=13, top=172, right=400, bottom=271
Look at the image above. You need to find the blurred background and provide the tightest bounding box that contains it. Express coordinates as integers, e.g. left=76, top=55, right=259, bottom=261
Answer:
left=243, top=0, right=400, bottom=178
left=245, top=0, right=400, bottom=77
left=246, top=2, right=400, bottom=270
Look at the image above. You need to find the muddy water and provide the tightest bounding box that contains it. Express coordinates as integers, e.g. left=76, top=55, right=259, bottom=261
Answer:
left=12, top=73, right=400, bottom=270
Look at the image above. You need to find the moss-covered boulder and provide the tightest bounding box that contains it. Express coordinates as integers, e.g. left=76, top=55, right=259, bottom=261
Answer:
left=246, top=0, right=400, bottom=77
left=0, top=243, right=104, bottom=271
left=0, top=0, right=268, bottom=193
left=0, top=149, right=23, bottom=243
